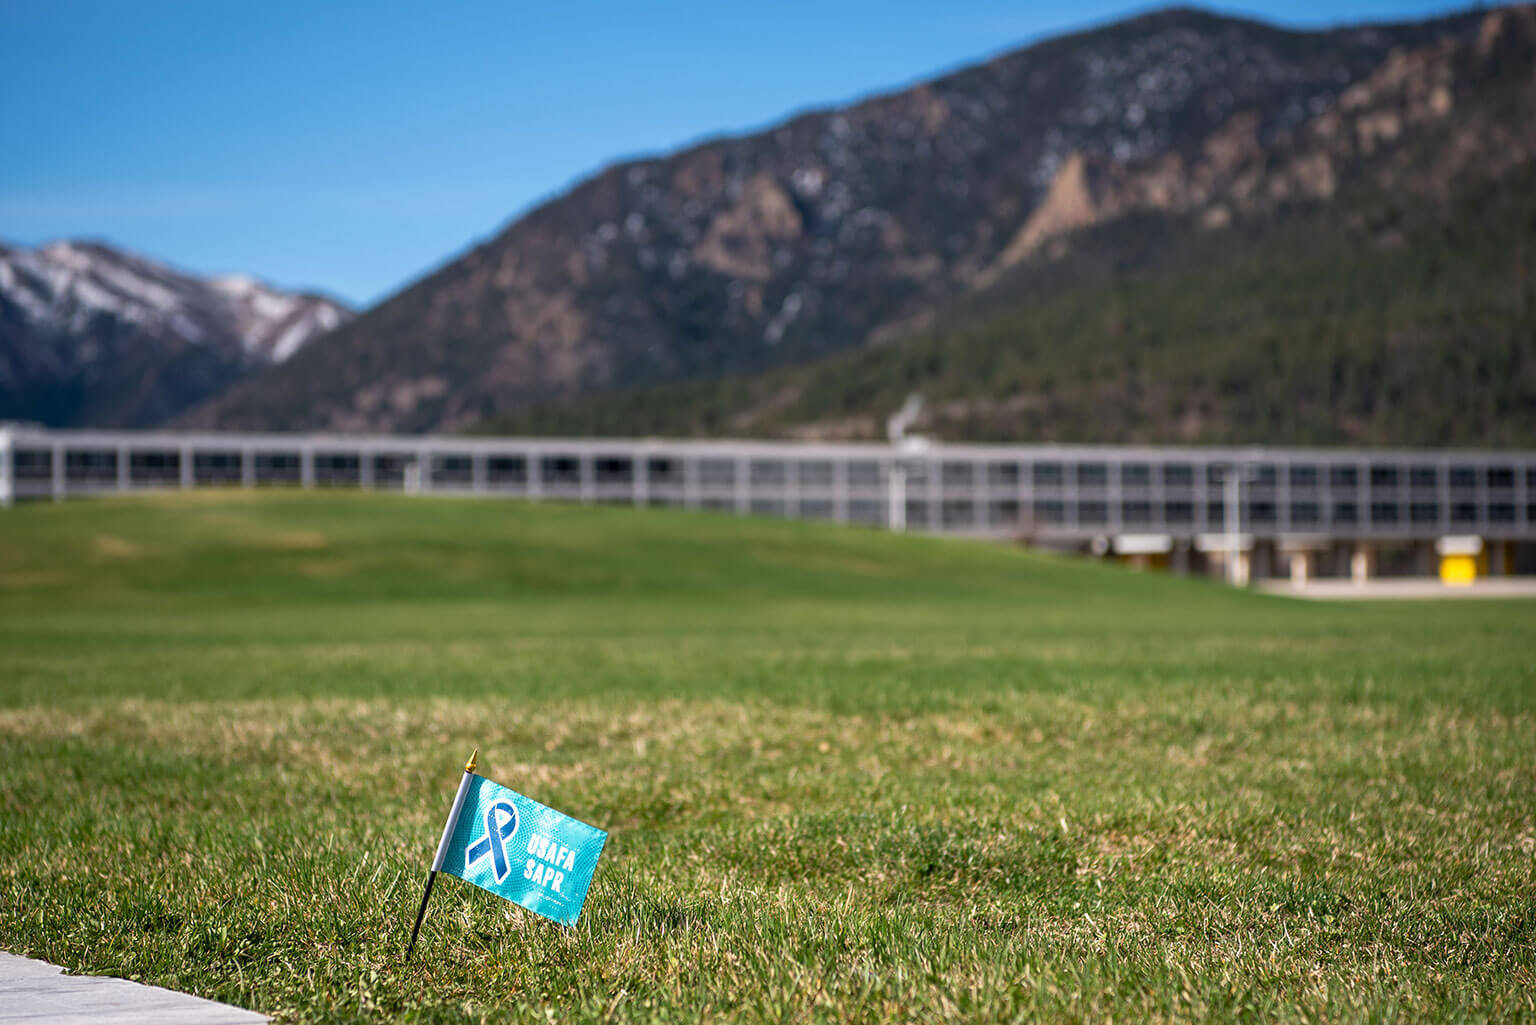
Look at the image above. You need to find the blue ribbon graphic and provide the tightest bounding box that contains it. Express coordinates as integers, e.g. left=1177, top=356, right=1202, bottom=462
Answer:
left=464, top=800, right=519, bottom=882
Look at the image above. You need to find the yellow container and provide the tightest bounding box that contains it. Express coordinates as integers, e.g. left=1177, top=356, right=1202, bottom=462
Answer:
left=1439, top=554, right=1478, bottom=586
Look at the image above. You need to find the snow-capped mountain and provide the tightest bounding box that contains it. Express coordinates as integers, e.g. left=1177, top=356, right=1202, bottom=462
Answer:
left=0, top=240, right=351, bottom=427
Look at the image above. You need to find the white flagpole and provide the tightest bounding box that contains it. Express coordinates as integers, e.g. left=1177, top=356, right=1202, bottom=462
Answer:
left=407, top=748, right=478, bottom=961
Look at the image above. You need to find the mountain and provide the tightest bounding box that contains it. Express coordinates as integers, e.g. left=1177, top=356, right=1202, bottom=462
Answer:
left=480, top=5, right=1536, bottom=447
left=0, top=241, right=351, bottom=428
left=185, top=5, right=1513, bottom=435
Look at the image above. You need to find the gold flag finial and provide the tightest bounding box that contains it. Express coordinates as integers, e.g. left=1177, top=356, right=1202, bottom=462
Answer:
left=465, top=747, right=479, bottom=774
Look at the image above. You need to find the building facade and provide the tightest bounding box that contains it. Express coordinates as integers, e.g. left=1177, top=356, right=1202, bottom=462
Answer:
left=4, top=426, right=1533, bottom=579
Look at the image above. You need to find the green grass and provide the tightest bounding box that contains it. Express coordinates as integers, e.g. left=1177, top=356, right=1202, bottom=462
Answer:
left=1, top=492, right=1533, bottom=1023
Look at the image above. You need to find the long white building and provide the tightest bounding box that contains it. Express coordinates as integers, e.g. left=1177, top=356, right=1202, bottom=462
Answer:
left=4, top=425, right=1533, bottom=580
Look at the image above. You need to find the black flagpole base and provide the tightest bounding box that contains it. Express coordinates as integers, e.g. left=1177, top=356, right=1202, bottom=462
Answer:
left=405, top=870, right=437, bottom=962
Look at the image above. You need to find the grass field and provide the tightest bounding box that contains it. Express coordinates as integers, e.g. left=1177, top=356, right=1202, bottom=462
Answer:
left=1, top=492, right=1533, bottom=1024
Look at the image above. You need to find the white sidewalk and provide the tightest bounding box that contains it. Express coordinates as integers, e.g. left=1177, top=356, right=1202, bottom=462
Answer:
left=0, top=952, right=266, bottom=1025
left=1259, top=577, right=1536, bottom=600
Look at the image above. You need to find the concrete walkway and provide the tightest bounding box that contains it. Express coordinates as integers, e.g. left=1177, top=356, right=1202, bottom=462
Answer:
left=0, top=953, right=266, bottom=1025
left=1259, top=577, right=1536, bottom=600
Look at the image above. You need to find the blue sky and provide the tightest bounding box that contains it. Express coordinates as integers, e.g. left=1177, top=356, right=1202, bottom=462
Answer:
left=2, top=0, right=1470, bottom=307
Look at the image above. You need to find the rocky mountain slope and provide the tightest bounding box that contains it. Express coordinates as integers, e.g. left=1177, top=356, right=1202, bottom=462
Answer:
left=188, top=5, right=1509, bottom=435
left=0, top=241, right=350, bottom=427
left=478, top=4, right=1536, bottom=446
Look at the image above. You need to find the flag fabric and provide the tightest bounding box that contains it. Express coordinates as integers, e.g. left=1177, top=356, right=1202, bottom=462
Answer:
left=439, top=774, right=607, bottom=926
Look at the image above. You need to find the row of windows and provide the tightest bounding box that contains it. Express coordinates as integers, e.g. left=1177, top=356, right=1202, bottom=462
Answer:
left=9, top=448, right=1536, bottom=494
left=624, top=498, right=1534, bottom=528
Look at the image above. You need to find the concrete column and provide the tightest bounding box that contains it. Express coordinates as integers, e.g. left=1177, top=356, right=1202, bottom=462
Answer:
left=359, top=450, right=374, bottom=489
left=926, top=459, right=939, bottom=532
left=241, top=448, right=255, bottom=488
left=634, top=452, right=648, bottom=507
left=1018, top=459, right=1032, bottom=536
left=889, top=461, right=906, bottom=532
left=683, top=457, right=699, bottom=510
left=180, top=445, right=194, bottom=489
left=1413, top=541, right=1434, bottom=577
left=300, top=446, right=315, bottom=489
left=118, top=445, right=130, bottom=492
left=976, top=461, right=990, bottom=535
left=0, top=430, right=12, bottom=507
left=52, top=443, right=65, bottom=501
left=734, top=456, right=748, bottom=514
left=527, top=451, right=542, bottom=501
left=1289, top=552, right=1309, bottom=586
left=833, top=457, right=848, bottom=524
left=784, top=458, right=798, bottom=520
left=472, top=453, right=486, bottom=494
left=1107, top=460, right=1121, bottom=537
left=1171, top=540, right=1190, bottom=576
left=1351, top=544, right=1371, bottom=587
left=580, top=454, right=595, bottom=504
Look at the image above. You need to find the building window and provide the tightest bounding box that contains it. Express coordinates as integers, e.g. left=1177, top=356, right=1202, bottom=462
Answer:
left=1488, top=467, right=1515, bottom=490
left=847, top=461, right=881, bottom=487
left=798, top=461, right=834, bottom=487
left=1451, top=502, right=1477, bottom=524
left=1079, top=500, right=1107, bottom=524
left=1490, top=503, right=1515, bottom=522
left=1033, top=463, right=1064, bottom=487
left=1076, top=463, right=1108, bottom=488
left=594, top=457, right=633, bottom=484
left=1250, top=501, right=1276, bottom=524
left=1252, top=465, right=1277, bottom=488
left=1409, top=466, right=1438, bottom=489
left=799, top=499, right=834, bottom=519
left=13, top=449, right=52, bottom=480
left=254, top=452, right=300, bottom=483
left=1033, top=500, right=1064, bottom=524
left=541, top=456, right=580, bottom=485
left=1163, top=463, right=1194, bottom=488
left=317, top=453, right=362, bottom=485
left=487, top=456, right=526, bottom=484
left=1289, top=465, right=1319, bottom=489
left=1370, top=502, right=1399, bottom=524
left=1410, top=503, right=1439, bottom=524
left=1120, top=463, right=1151, bottom=488
left=1121, top=500, right=1152, bottom=524
left=1290, top=502, right=1319, bottom=524
left=130, top=451, right=181, bottom=482
left=749, top=460, right=785, bottom=486
left=987, top=462, right=1019, bottom=487
left=1206, top=501, right=1227, bottom=525
left=1369, top=465, right=1399, bottom=488
left=193, top=451, right=242, bottom=483
left=1329, top=466, right=1358, bottom=489
left=849, top=499, right=884, bottom=524
left=698, top=459, right=734, bottom=487
left=941, top=462, right=973, bottom=488
left=1165, top=501, right=1194, bottom=524
left=989, top=499, right=1020, bottom=526
left=1333, top=502, right=1358, bottom=524
left=66, top=449, right=118, bottom=482
left=941, top=500, right=975, bottom=527
left=1449, top=466, right=1477, bottom=490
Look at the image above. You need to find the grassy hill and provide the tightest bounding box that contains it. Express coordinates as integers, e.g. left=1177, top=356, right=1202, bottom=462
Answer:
left=1, top=494, right=1532, bottom=1023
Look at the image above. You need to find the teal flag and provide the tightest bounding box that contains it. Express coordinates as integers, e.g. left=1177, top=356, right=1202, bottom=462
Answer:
left=439, top=775, right=607, bottom=926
